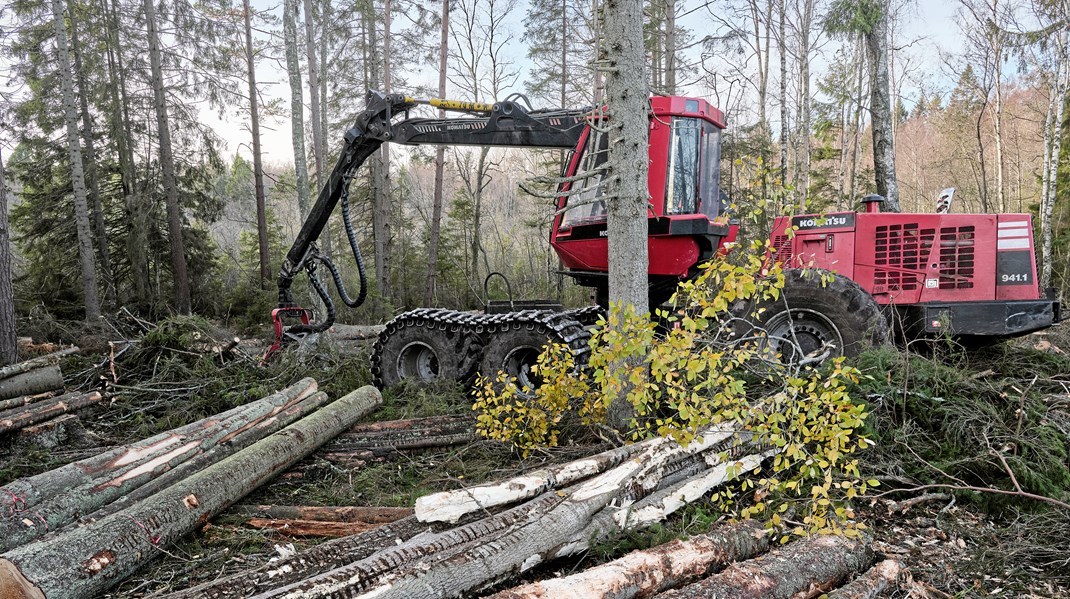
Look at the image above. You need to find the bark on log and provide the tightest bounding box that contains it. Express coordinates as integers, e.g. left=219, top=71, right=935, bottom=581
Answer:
left=272, top=431, right=747, bottom=599
left=487, top=520, right=771, bottom=599
left=0, top=391, right=330, bottom=553
left=0, top=348, right=78, bottom=381
left=0, top=391, right=101, bottom=435
left=0, top=385, right=381, bottom=599
left=655, top=534, right=874, bottom=599
left=329, top=324, right=385, bottom=340
left=826, top=559, right=902, bottom=599
left=162, top=515, right=454, bottom=598
left=0, top=392, right=56, bottom=413
left=0, top=379, right=317, bottom=515
left=324, top=415, right=475, bottom=454
left=0, top=365, right=65, bottom=401
left=245, top=519, right=379, bottom=538
left=231, top=505, right=412, bottom=524
left=414, top=440, right=646, bottom=524
left=15, top=414, right=82, bottom=449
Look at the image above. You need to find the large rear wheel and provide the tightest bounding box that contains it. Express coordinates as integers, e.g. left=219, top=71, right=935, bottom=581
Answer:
left=372, top=317, right=481, bottom=389
left=733, top=268, right=889, bottom=364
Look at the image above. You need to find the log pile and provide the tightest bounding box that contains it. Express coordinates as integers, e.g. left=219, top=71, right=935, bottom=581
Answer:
left=0, top=381, right=383, bottom=599
left=0, top=348, right=84, bottom=439
left=235, top=504, right=413, bottom=538
left=159, top=429, right=782, bottom=599
left=319, top=414, right=476, bottom=464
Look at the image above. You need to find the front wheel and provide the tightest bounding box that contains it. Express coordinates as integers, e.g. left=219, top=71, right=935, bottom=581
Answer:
left=732, top=268, right=889, bottom=365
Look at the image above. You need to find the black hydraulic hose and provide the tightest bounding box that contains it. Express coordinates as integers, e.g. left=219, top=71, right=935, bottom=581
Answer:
left=334, top=175, right=369, bottom=308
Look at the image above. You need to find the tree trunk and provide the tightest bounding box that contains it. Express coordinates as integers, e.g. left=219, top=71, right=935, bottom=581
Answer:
left=601, top=0, right=649, bottom=430
left=284, top=0, right=312, bottom=220
left=866, top=0, right=900, bottom=212
left=826, top=559, right=902, bottom=599
left=243, top=0, right=271, bottom=288
left=656, top=534, right=874, bottom=599
left=0, top=148, right=13, bottom=367
left=372, top=0, right=394, bottom=313
left=0, top=364, right=64, bottom=400
left=1040, top=35, right=1067, bottom=287
left=103, top=0, right=149, bottom=307
left=665, top=0, right=675, bottom=93
left=797, top=0, right=814, bottom=203
left=144, top=0, right=192, bottom=314
left=52, top=0, right=101, bottom=322
left=0, top=386, right=382, bottom=599
left=68, top=2, right=115, bottom=309
left=303, top=0, right=326, bottom=194
left=778, top=0, right=787, bottom=189
left=0, top=379, right=317, bottom=519
left=849, top=37, right=865, bottom=204
left=487, top=520, right=769, bottom=599
left=0, top=390, right=329, bottom=553
left=0, top=391, right=102, bottom=435
left=245, top=519, right=381, bottom=538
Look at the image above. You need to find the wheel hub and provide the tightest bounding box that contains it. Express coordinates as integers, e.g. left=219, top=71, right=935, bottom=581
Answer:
left=397, top=341, right=440, bottom=381
left=764, top=308, right=844, bottom=364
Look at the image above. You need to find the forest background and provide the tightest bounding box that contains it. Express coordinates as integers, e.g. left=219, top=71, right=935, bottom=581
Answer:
left=0, top=0, right=1066, bottom=349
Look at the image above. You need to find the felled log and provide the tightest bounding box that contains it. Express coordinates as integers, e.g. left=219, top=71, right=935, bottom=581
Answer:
left=0, top=390, right=331, bottom=553
left=162, top=515, right=440, bottom=599
left=826, top=559, right=903, bottom=599
left=488, top=520, right=771, bottom=599
left=325, top=414, right=476, bottom=455
left=0, top=347, right=78, bottom=381
left=266, top=431, right=758, bottom=599
left=0, top=365, right=65, bottom=401
left=655, top=534, right=874, bottom=599
left=245, top=519, right=380, bottom=538
left=0, top=391, right=102, bottom=435
left=0, top=385, right=382, bottom=599
left=0, top=378, right=318, bottom=516
left=15, top=414, right=84, bottom=449
left=0, top=392, right=57, bottom=412
left=231, top=505, right=412, bottom=524
left=414, top=441, right=645, bottom=524
left=329, top=324, right=386, bottom=340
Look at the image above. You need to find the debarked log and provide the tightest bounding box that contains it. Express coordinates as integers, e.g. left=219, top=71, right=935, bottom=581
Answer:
left=487, top=520, right=771, bottom=599
left=0, top=378, right=318, bottom=516
left=0, top=391, right=331, bottom=553
left=0, top=391, right=102, bottom=435
left=654, top=534, right=874, bottom=599
left=0, top=385, right=382, bottom=599
left=0, top=365, right=66, bottom=402
left=245, top=519, right=380, bottom=538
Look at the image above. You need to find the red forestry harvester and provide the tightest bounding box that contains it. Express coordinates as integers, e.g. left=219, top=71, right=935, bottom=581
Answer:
left=270, top=91, right=1060, bottom=387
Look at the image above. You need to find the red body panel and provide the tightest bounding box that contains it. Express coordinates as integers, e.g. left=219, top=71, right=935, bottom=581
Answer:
left=770, top=211, right=1044, bottom=305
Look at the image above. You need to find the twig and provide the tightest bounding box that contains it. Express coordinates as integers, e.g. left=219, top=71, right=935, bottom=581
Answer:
left=875, top=484, right=1070, bottom=511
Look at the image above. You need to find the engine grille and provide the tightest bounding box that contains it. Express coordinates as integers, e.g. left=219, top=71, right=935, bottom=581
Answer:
left=772, top=234, right=793, bottom=263
left=874, top=224, right=934, bottom=291
left=937, top=226, right=975, bottom=289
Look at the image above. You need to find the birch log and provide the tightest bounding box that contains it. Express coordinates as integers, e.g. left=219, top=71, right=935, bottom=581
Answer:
left=0, top=391, right=330, bottom=552
left=655, top=534, right=874, bottom=599
left=0, top=385, right=381, bottom=599
left=274, top=431, right=747, bottom=599
left=0, top=378, right=317, bottom=515
left=414, top=440, right=647, bottom=523
left=0, top=391, right=101, bottom=434
left=0, top=365, right=65, bottom=401
left=487, top=520, right=770, bottom=599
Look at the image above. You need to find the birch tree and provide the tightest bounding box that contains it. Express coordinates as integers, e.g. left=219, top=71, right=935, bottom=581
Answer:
left=52, top=0, right=101, bottom=321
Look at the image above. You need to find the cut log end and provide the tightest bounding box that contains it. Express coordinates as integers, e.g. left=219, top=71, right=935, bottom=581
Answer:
left=0, top=559, right=45, bottom=599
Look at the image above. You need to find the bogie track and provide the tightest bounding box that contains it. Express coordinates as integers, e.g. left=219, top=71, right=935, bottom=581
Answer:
left=371, top=308, right=593, bottom=390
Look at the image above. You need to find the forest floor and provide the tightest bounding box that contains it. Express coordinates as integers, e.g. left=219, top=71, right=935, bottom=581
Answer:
left=2, top=313, right=1068, bottom=598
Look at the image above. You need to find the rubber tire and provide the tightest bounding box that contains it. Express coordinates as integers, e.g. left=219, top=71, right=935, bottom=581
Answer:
left=477, top=325, right=556, bottom=391
left=733, top=268, right=889, bottom=363
left=373, top=321, right=481, bottom=389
